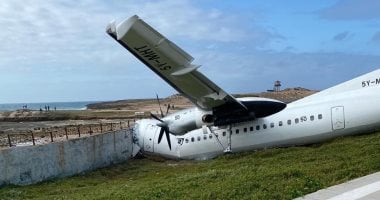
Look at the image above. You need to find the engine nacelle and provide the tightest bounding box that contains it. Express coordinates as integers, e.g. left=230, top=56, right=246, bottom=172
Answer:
left=158, top=97, right=286, bottom=134
left=162, top=107, right=213, bottom=135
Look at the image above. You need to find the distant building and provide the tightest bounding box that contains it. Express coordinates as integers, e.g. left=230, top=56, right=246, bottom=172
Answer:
left=274, top=80, right=281, bottom=92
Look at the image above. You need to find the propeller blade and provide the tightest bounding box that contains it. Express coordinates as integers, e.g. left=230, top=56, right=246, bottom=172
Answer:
left=164, top=127, right=172, bottom=150
left=150, top=113, right=163, bottom=122
left=156, top=94, right=164, bottom=118
left=158, top=127, right=165, bottom=144
left=165, top=103, right=170, bottom=115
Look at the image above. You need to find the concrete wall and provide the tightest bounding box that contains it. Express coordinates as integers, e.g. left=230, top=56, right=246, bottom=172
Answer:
left=0, top=130, right=133, bottom=186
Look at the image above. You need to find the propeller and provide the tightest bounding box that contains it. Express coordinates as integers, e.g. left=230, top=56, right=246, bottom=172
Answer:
left=158, top=125, right=171, bottom=150
left=150, top=112, right=172, bottom=150
left=150, top=112, right=163, bottom=122
left=165, top=103, right=170, bottom=115
left=156, top=94, right=164, bottom=117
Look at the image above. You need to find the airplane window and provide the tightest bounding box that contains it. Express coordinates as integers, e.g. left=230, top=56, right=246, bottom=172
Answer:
left=310, top=115, right=315, bottom=121
left=250, top=127, right=254, bottom=131
left=318, top=114, right=323, bottom=119
left=191, top=137, right=194, bottom=142
left=301, top=116, right=307, bottom=122
left=244, top=128, right=247, bottom=133
left=223, top=132, right=226, bottom=136
left=270, top=123, right=274, bottom=128
left=295, top=118, right=299, bottom=124
left=256, top=125, right=260, bottom=130
left=279, top=121, right=283, bottom=126
left=185, top=138, right=189, bottom=143
left=203, top=135, right=207, bottom=140
left=197, top=136, right=201, bottom=141
left=209, top=134, right=213, bottom=139
left=236, top=129, right=239, bottom=134
left=287, top=120, right=291, bottom=125
left=177, top=138, right=184, bottom=145
left=263, top=124, right=267, bottom=129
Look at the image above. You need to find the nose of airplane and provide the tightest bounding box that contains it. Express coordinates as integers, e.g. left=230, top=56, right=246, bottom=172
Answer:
left=131, top=121, right=143, bottom=156
left=132, top=121, right=143, bottom=146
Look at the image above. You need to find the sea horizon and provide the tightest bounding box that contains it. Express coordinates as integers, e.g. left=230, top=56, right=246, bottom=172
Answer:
left=0, top=101, right=101, bottom=111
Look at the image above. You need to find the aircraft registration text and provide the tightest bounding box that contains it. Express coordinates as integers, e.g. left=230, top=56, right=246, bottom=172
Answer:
left=362, top=78, right=380, bottom=88
left=134, top=45, right=172, bottom=71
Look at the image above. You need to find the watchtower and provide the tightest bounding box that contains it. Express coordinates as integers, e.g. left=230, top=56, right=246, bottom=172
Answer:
left=274, top=80, right=281, bottom=92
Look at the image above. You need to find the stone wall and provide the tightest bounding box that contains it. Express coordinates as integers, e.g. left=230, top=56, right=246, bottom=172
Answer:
left=0, top=129, right=133, bottom=186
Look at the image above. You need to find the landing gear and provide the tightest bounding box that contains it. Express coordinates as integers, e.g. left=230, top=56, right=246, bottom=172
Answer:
left=205, top=125, right=232, bottom=154
left=224, top=125, right=232, bottom=153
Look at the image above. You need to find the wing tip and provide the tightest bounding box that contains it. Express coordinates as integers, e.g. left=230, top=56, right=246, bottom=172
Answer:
left=107, top=15, right=140, bottom=40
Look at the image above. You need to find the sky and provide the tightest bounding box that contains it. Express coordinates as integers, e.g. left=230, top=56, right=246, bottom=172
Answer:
left=1, top=0, right=380, bottom=103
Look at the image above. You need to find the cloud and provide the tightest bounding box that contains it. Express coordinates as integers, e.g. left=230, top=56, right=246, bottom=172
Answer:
left=370, top=31, right=380, bottom=43
left=0, top=0, right=281, bottom=70
left=0, top=0, right=121, bottom=70
left=122, top=0, right=283, bottom=45
left=332, top=31, right=351, bottom=41
left=0, top=0, right=286, bottom=102
left=317, top=0, right=380, bottom=20
left=0, top=0, right=379, bottom=103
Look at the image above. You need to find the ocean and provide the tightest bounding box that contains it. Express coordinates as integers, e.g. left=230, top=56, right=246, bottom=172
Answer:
left=0, top=101, right=99, bottom=111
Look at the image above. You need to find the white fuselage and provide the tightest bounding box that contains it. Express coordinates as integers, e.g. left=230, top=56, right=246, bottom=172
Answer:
left=134, top=85, right=380, bottom=160
left=108, top=15, right=380, bottom=160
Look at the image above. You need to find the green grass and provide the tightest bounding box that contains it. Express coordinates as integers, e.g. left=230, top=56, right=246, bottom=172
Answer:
left=1, top=132, right=380, bottom=200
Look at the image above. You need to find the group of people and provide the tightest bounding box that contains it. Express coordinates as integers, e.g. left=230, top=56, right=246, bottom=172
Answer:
left=39, top=105, right=56, bottom=112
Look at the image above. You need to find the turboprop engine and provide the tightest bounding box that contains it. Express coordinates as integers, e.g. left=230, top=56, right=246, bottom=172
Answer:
left=152, top=107, right=213, bottom=135
left=148, top=96, right=286, bottom=150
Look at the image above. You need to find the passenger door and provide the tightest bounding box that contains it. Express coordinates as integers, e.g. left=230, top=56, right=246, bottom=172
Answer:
left=143, top=125, right=157, bottom=153
left=331, top=106, right=345, bottom=130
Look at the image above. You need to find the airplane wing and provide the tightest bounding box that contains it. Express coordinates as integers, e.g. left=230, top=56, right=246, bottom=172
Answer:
left=106, top=15, right=248, bottom=113
left=107, top=15, right=286, bottom=125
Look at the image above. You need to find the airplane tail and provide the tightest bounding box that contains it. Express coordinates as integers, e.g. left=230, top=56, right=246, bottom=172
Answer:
left=292, top=69, right=380, bottom=105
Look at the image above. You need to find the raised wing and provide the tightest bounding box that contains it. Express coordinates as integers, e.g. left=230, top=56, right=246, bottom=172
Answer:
left=106, top=15, right=247, bottom=113
left=107, top=15, right=286, bottom=125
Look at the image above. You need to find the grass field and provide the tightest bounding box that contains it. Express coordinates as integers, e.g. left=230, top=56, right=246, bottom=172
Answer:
left=1, top=131, right=380, bottom=200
